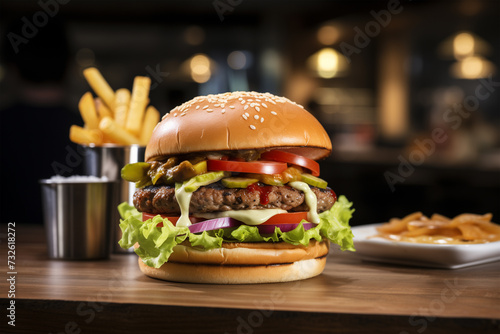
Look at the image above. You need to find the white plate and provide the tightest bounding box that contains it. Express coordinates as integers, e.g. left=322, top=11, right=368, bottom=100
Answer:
left=351, top=224, right=500, bottom=269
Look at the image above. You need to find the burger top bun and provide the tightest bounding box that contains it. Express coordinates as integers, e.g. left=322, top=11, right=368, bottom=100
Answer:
left=145, top=91, right=332, bottom=162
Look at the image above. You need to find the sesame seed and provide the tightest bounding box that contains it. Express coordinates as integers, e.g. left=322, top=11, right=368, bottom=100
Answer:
left=181, top=112, right=186, bottom=116
left=248, top=99, right=253, bottom=102
left=254, top=115, right=259, bottom=120
left=271, top=111, right=277, bottom=115
left=262, top=103, right=268, bottom=108
left=174, top=113, right=178, bottom=117
left=270, top=100, right=277, bottom=105
left=229, top=105, right=235, bottom=109
left=255, top=106, right=260, bottom=112
left=245, top=112, right=250, bottom=117
left=203, top=105, right=208, bottom=109
left=241, top=100, right=246, bottom=104
left=250, top=125, right=256, bottom=130
left=221, top=109, right=226, bottom=113
left=260, top=117, right=264, bottom=123
left=207, top=109, right=213, bottom=112
left=221, top=104, right=225, bottom=108
left=242, top=114, right=248, bottom=120
left=250, top=103, right=255, bottom=107
left=214, top=104, right=220, bottom=107
left=196, top=105, right=200, bottom=110
left=244, top=105, right=249, bottom=110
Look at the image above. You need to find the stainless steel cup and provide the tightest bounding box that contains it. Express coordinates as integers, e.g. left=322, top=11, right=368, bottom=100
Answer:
left=40, top=179, right=115, bottom=260
left=81, top=144, right=146, bottom=253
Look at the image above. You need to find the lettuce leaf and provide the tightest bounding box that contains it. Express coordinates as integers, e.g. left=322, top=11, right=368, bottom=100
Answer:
left=118, top=195, right=355, bottom=268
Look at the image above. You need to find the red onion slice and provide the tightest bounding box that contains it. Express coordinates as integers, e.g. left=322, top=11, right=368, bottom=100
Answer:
left=188, top=217, right=241, bottom=233
left=187, top=217, right=314, bottom=234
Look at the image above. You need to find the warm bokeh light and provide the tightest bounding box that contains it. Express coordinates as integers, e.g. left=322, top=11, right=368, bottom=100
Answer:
left=318, top=48, right=338, bottom=78
left=379, top=40, right=409, bottom=139
left=461, top=56, right=483, bottom=77
left=190, top=54, right=211, bottom=83
left=453, top=32, right=475, bottom=60
left=317, top=25, right=340, bottom=46
left=450, top=56, right=495, bottom=79
left=438, top=31, right=491, bottom=60
left=307, top=48, right=348, bottom=78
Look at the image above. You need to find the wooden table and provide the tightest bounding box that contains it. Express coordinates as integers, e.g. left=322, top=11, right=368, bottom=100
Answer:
left=1, top=225, right=499, bottom=334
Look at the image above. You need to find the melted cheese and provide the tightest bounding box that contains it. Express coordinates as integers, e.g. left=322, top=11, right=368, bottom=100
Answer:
left=289, top=181, right=319, bottom=224
left=194, top=209, right=287, bottom=226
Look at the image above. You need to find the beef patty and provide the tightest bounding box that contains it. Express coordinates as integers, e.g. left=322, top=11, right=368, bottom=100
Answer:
left=133, top=182, right=336, bottom=214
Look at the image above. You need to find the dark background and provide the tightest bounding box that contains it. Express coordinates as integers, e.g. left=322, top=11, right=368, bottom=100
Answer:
left=0, top=0, right=499, bottom=225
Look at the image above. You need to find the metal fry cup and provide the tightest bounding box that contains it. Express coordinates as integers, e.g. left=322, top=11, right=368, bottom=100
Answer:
left=81, top=144, right=146, bottom=253
left=40, top=177, right=115, bottom=260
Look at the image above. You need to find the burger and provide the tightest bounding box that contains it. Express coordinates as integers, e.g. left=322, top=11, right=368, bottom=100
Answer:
left=118, top=91, right=354, bottom=284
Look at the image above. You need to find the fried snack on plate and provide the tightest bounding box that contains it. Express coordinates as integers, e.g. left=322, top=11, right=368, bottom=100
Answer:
left=125, top=76, right=151, bottom=136
left=83, top=67, right=115, bottom=109
left=376, top=212, right=500, bottom=244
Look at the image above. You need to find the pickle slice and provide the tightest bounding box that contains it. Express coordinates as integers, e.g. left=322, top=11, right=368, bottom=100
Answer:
left=183, top=171, right=230, bottom=192
left=121, top=162, right=151, bottom=182
left=301, top=173, right=328, bottom=189
left=221, top=177, right=259, bottom=188
left=193, top=160, right=207, bottom=175
left=135, top=177, right=153, bottom=189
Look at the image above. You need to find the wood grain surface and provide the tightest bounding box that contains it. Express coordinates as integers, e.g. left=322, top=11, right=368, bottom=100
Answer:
left=1, top=225, right=499, bottom=334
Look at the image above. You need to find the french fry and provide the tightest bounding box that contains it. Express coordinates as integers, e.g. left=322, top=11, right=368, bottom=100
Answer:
left=69, top=125, right=103, bottom=145
left=140, top=106, right=160, bottom=145
left=99, top=117, right=140, bottom=145
left=114, top=88, right=131, bottom=127
left=79, top=92, right=99, bottom=129
left=83, top=67, right=115, bottom=109
left=94, top=98, right=113, bottom=119
left=126, top=76, right=151, bottom=136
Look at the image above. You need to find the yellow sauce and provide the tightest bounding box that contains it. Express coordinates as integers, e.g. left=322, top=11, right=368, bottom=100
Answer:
left=289, top=181, right=319, bottom=225
left=174, top=182, right=193, bottom=227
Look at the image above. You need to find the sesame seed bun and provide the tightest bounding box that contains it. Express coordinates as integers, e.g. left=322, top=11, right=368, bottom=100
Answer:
left=145, top=91, right=332, bottom=161
left=136, top=240, right=330, bottom=284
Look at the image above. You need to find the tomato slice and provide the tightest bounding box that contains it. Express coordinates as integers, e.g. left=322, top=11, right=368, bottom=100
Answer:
left=260, top=150, right=320, bottom=176
left=142, top=213, right=202, bottom=225
left=207, top=160, right=287, bottom=175
left=261, top=212, right=309, bottom=225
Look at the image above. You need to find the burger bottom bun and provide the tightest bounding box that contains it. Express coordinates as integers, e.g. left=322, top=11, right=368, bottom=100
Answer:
left=136, top=240, right=329, bottom=284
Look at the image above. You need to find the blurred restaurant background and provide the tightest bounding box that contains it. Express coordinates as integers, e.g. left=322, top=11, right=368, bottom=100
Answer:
left=1, top=0, right=499, bottom=226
